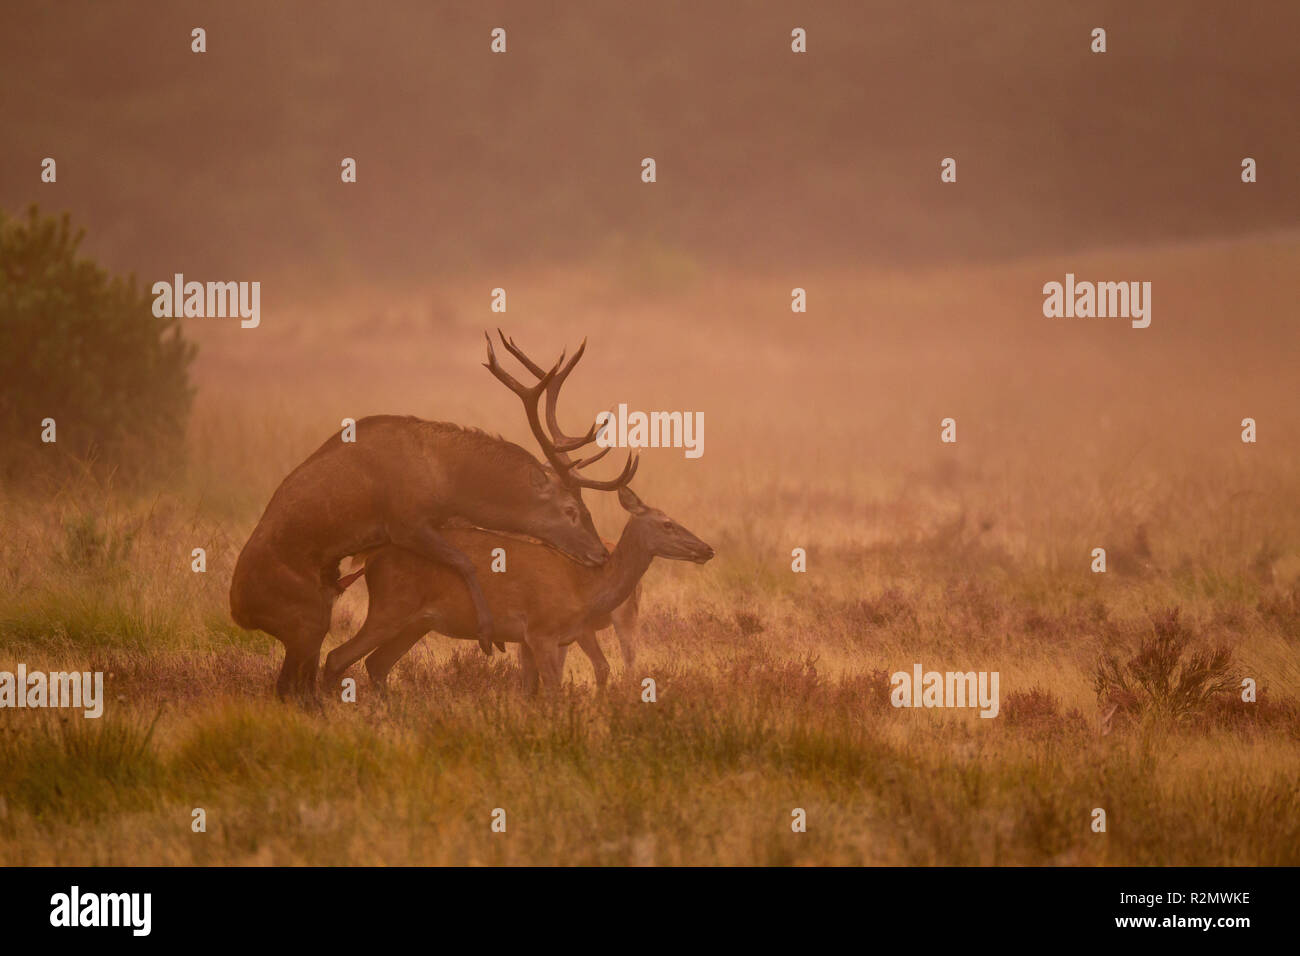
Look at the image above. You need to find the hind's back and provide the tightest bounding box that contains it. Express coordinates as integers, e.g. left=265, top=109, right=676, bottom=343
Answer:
left=365, top=528, right=589, bottom=637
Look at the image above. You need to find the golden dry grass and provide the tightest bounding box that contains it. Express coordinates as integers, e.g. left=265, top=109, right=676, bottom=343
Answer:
left=1, top=234, right=1298, bottom=864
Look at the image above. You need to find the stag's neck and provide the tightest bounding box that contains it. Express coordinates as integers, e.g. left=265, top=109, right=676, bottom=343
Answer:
left=582, top=522, right=653, bottom=620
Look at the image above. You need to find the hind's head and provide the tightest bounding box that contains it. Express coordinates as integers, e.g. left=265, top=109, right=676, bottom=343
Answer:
left=617, top=486, right=714, bottom=564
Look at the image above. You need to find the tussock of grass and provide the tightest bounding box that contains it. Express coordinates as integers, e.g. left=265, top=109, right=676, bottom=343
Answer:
left=1095, top=607, right=1241, bottom=727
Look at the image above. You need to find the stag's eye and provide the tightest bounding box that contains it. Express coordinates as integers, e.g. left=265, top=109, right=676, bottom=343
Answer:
left=565, top=506, right=580, bottom=523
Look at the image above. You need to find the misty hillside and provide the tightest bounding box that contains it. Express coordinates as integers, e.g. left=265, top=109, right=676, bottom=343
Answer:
left=2, top=0, right=1297, bottom=294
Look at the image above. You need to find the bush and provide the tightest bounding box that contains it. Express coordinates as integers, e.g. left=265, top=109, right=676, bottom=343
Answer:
left=0, top=204, right=195, bottom=483
left=1094, top=607, right=1238, bottom=725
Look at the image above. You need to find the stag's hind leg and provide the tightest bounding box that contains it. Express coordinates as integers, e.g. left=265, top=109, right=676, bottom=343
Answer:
left=233, top=553, right=332, bottom=702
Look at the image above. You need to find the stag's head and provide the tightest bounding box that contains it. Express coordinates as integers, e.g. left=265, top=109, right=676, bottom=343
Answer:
left=617, top=485, right=715, bottom=564
left=512, top=462, right=607, bottom=566
left=485, top=330, right=639, bottom=567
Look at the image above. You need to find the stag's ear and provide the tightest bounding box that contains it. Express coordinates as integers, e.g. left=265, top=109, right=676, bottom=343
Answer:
left=618, top=485, right=649, bottom=515
left=528, top=467, right=553, bottom=493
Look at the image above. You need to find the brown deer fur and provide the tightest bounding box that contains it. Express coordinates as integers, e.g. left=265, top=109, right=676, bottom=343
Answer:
left=230, top=415, right=608, bottom=699
left=323, top=486, right=711, bottom=693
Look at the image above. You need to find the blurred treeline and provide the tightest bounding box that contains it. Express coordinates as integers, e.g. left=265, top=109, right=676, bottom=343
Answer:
left=1, top=0, right=1297, bottom=297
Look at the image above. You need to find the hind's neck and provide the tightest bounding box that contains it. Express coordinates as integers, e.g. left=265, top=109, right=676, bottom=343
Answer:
left=581, top=520, right=652, bottom=621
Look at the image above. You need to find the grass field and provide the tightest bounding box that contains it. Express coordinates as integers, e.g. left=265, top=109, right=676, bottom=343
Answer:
left=2, top=234, right=1298, bottom=865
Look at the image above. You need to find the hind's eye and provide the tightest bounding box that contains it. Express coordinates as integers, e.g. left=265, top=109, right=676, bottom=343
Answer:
left=662, top=520, right=673, bottom=529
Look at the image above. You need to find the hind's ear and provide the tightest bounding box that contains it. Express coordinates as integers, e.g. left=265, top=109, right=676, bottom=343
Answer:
left=618, top=485, right=649, bottom=514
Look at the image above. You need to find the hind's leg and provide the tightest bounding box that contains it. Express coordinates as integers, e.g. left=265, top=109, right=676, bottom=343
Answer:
left=324, top=605, right=425, bottom=687
left=610, top=587, right=640, bottom=669
left=573, top=631, right=610, bottom=687
left=527, top=634, right=565, bottom=694
left=387, top=521, right=496, bottom=655
left=518, top=642, right=540, bottom=696
left=362, top=619, right=434, bottom=688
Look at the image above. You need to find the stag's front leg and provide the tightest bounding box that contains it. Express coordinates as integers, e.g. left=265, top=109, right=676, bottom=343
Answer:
left=386, top=521, right=495, bottom=654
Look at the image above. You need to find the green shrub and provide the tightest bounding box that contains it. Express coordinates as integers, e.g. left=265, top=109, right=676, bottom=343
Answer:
left=0, top=204, right=195, bottom=483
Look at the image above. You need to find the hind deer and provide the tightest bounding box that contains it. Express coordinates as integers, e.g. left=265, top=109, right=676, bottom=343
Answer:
left=336, top=536, right=641, bottom=685
left=230, top=332, right=634, bottom=699
left=584, top=538, right=642, bottom=675
left=322, top=485, right=712, bottom=693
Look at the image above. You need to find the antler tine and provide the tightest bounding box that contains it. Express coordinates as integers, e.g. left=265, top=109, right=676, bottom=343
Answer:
left=569, top=445, right=612, bottom=471
left=497, top=328, right=551, bottom=379
left=570, top=452, right=639, bottom=491
left=483, top=332, right=573, bottom=474
left=489, top=329, right=630, bottom=488
left=484, top=331, right=549, bottom=396
left=543, top=338, right=602, bottom=451
left=496, top=330, right=601, bottom=455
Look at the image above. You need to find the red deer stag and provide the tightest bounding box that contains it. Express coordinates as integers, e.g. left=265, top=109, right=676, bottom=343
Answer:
left=322, top=485, right=712, bottom=693
left=230, top=333, right=635, bottom=699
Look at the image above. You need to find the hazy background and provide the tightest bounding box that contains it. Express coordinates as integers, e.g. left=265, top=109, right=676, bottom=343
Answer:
left=3, top=0, right=1298, bottom=295
left=4, top=0, right=1296, bottom=506
left=3, top=0, right=1298, bottom=600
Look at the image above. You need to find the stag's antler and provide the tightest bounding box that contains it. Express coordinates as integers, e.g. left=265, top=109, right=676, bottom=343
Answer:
left=571, top=449, right=639, bottom=490
left=498, top=333, right=601, bottom=452
left=483, top=333, right=570, bottom=475
left=486, top=330, right=638, bottom=490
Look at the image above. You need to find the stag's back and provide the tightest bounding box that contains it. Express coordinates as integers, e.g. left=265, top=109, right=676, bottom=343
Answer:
left=239, top=416, right=530, bottom=568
